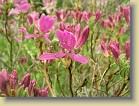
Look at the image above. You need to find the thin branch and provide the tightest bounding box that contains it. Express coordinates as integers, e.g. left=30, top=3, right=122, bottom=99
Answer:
left=56, top=67, right=65, bottom=97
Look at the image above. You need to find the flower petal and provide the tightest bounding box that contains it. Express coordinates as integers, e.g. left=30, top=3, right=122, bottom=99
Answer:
left=56, top=30, right=76, bottom=51
left=44, top=34, right=51, bottom=43
left=39, top=52, right=66, bottom=60
left=40, top=14, right=54, bottom=33
left=69, top=53, right=88, bottom=64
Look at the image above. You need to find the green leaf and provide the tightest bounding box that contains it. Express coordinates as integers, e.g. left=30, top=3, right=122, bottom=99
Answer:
left=29, top=24, right=35, bottom=34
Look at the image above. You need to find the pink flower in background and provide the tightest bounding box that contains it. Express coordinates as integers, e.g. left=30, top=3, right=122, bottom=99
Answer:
left=56, top=9, right=70, bottom=21
left=82, top=11, right=92, bottom=23
left=9, top=0, right=32, bottom=15
left=39, top=30, right=88, bottom=64
left=25, top=13, right=55, bottom=43
left=124, top=40, right=130, bottom=59
left=101, top=41, right=109, bottom=57
left=39, top=86, right=50, bottom=97
left=20, top=56, right=27, bottom=65
left=95, top=9, right=102, bottom=23
left=42, top=0, right=55, bottom=14
left=0, top=0, right=3, bottom=3
left=101, top=41, right=120, bottom=61
left=9, top=70, right=18, bottom=89
left=0, top=69, right=9, bottom=95
left=118, top=26, right=125, bottom=35
left=27, top=11, right=39, bottom=25
left=108, top=41, right=120, bottom=61
left=28, top=79, right=36, bottom=96
left=119, top=5, right=130, bottom=24
left=124, top=6, right=130, bottom=24
left=71, top=10, right=83, bottom=22
left=20, top=73, right=30, bottom=89
left=101, top=19, right=113, bottom=28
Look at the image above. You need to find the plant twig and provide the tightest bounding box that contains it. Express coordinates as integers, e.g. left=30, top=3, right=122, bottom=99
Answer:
left=56, top=67, right=65, bottom=97
left=68, top=60, right=74, bottom=97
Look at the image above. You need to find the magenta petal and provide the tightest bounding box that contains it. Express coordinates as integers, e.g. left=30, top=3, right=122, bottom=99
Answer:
left=69, top=53, right=88, bottom=64
left=44, top=34, right=51, bottom=43
left=56, top=30, right=76, bottom=51
left=39, top=52, right=66, bottom=60
left=75, top=26, right=90, bottom=49
left=40, top=14, right=54, bottom=33
left=25, top=34, right=39, bottom=39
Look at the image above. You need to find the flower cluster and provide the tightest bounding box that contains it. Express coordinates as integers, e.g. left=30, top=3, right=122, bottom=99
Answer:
left=0, top=69, right=49, bottom=97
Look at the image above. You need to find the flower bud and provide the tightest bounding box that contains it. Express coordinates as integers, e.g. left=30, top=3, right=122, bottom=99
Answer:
left=9, top=70, right=18, bottom=89
left=20, top=73, right=30, bottom=89
left=75, top=26, right=90, bottom=49
left=28, top=79, right=36, bottom=96
left=39, top=86, right=49, bottom=97
left=108, top=41, right=120, bottom=61
left=124, top=6, right=130, bottom=24
left=59, top=22, right=65, bottom=31
left=34, top=88, right=39, bottom=97
left=0, top=69, right=9, bottom=96
left=101, top=41, right=109, bottom=57
left=95, top=9, right=102, bottom=23
left=124, top=40, right=130, bottom=59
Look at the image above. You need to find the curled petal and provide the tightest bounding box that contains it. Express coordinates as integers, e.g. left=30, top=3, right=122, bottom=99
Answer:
left=101, top=41, right=109, bottom=57
left=25, top=34, right=39, bottom=39
left=69, top=53, right=88, bottom=64
left=75, top=26, right=89, bottom=49
left=75, top=24, right=80, bottom=40
left=39, top=52, right=66, bottom=60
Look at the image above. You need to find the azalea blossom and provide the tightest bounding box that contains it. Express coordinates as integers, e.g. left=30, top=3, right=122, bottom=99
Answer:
left=124, top=40, right=130, bottom=59
left=56, top=9, right=70, bottom=21
left=59, top=23, right=90, bottom=49
left=39, top=30, right=88, bottom=64
left=25, top=13, right=55, bottom=43
left=101, top=41, right=120, bottom=61
left=9, top=0, right=32, bottom=15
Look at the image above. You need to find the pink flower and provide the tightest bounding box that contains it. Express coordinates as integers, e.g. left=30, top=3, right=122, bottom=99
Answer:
left=20, top=73, right=30, bottom=89
left=20, top=56, right=27, bottom=65
left=9, top=0, right=32, bottom=15
left=108, top=41, right=120, bottom=61
left=28, top=79, right=36, bottom=96
left=14, top=0, right=31, bottom=13
left=95, top=9, right=102, bottom=23
left=124, top=40, right=130, bottom=59
left=71, top=10, right=83, bottom=22
left=118, top=26, right=125, bottom=35
left=39, top=86, right=49, bottom=97
left=27, top=11, right=39, bottom=25
left=56, top=9, right=70, bottom=21
left=0, top=0, right=4, bottom=3
left=9, top=70, right=18, bottom=89
left=124, top=6, right=130, bottom=24
left=82, top=11, right=92, bottom=23
left=25, top=14, right=55, bottom=43
left=0, top=69, right=9, bottom=95
left=101, top=41, right=109, bottom=57
left=59, top=23, right=90, bottom=49
left=39, top=30, right=88, bottom=64
left=39, top=14, right=54, bottom=33
left=101, top=19, right=113, bottom=28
